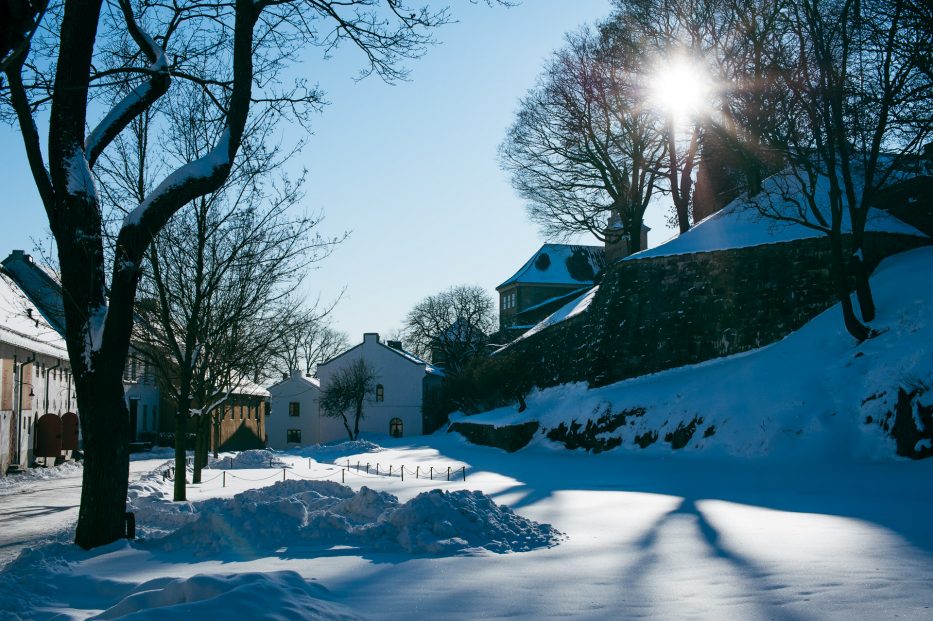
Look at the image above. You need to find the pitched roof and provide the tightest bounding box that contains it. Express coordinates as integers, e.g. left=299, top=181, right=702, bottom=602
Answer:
left=0, top=271, right=69, bottom=359
left=1, top=250, right=67, bottom=336
left=497, top=244, right=606, bottom=290
left=319, top=334, right=446, bottom=377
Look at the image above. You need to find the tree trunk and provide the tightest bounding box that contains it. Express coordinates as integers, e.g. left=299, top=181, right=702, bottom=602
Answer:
left=193, top=414, right=210, bottom=483
left=850, top=241, right=876, bottom=322
left=830, top=232, right=871, bottom=342
left=173, top=397, right=190, bottom=501
left=74, top=371, right=131, bottom=549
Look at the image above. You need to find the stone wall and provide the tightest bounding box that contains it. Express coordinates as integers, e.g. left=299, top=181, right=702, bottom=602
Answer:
left=489, top=233, right=927, bottom=396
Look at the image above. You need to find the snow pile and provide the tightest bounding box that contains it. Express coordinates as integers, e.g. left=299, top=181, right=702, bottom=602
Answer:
left=287, top=440, right=383, bottom=461
left=156, top=480, right=562, bottom=556
left=209, top=449, right=288, bottom=470
left=129, top=446, right=176, bottom=461
left=0, top=460, right=82, bottom=492
left=127, top=474, right=199, bottom=537
left=465, top=247, right=933, bottom=459
left=92, top=571, right=361, bottom=621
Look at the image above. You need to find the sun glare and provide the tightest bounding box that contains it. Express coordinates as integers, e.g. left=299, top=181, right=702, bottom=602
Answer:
left=649, top=57, right=712, bottom=121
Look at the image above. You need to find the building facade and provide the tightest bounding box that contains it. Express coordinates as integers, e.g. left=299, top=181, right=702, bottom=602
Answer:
left=314, top=333, right=445, bottom=443
left=266, top=371, right=320, bottom=449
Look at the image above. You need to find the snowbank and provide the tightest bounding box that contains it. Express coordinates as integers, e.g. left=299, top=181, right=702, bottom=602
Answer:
left=285, top=440, right=384, bottom=461
left=155, top=480, right=562, bottom=556
left=209, top=449, right=288, bottom=470
left=0, top=460, right=82, bottom=492
left=92, top=571, right=360, bottom=621
left=464, top=247, right=933, bottom=460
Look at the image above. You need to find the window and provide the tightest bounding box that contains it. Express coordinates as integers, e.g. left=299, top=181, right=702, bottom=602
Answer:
left=376, top=384, right=384, bottom=402
left=286, top=429, right=301, bottom=443
left=389, top=417, right=403, bottom=438
left=289, top=402, right=300, bottom=417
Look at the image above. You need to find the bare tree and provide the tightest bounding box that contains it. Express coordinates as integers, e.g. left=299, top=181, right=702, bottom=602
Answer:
left=1, top=0, right=460, bottom=549
left=319, top=358, right=377, bottom=441
left=270, top=318, right=349, bottom=379
left=403, top=284, right=495, bottom=375
left=756, top=0, right=932, bottom=340
left=500, top=26, right=665, bottom=253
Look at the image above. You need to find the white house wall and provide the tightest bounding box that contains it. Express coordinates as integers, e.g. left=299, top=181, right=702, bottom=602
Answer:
left=267, top=373, right=321, bottom=449
left=0, top=344, right=78, bottom=471
left=316, top=335, right=427, bottom=443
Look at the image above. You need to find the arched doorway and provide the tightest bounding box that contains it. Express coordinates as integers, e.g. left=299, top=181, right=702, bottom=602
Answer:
left=61, top=412, right=79, bottom=451
left=36, top=413, right=63, bottom=458
left=389, top=417, right=403, bottom=438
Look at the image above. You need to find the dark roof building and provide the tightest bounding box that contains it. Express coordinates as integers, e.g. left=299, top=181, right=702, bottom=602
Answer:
left=495, top=244, right=606, bottom=332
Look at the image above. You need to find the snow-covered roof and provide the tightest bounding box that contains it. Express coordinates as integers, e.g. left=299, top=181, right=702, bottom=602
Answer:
left=627, top=170, right=927, bottom=261
left=514, top=286, right=599, bottom=344
left=319, top=335, right=446, bottom=378
left=267, top=371, right=321, bottom=392
left=230, top=377, right=270, bottom=398
left=498, top=244, right=606, bottom=290
left=0, top=271, right=69, bottom=359
left=1, top=250, right=67, bottom=335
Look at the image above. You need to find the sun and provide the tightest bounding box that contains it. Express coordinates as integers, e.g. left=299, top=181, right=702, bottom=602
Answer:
left=648, top=56, right=712, bottom=121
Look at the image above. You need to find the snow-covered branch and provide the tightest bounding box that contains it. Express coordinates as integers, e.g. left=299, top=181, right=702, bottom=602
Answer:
left=84, top=0, right=170, bottom=168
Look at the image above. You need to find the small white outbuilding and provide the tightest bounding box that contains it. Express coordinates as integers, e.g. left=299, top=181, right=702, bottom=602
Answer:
left=266, top=371, right=321, bottom=449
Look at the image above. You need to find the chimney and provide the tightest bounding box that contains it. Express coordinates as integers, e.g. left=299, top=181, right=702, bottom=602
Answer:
left=363, top=333, right=379, bottom=345
left=386, top=340, right=403, bottom=351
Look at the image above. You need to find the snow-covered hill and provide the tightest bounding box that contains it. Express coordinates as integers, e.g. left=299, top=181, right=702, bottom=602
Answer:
left=457, top=246, right=933, bottom=460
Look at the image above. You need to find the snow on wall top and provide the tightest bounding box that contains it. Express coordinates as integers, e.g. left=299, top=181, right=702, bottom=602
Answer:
left=515, top=286, right=599, bottom=343
left=0, top=271, right=68, bottom=359
left=498, top=244, right=606, bottom=289
left=626, top=171, right=927, bottom=261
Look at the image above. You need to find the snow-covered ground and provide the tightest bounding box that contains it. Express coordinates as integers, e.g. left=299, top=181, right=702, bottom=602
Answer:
left=479, top=247, right=933, bottom=461
left=0, top=435, right=931, bottom=620
left=1, top=249, right=931, bottom=619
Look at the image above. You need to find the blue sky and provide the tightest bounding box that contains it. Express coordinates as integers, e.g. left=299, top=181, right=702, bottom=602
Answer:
left=0, top=0, right=679, bottom=344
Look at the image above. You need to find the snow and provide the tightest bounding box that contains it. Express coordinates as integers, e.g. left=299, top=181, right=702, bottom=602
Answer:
left=0, top=460, right=81, bottom=492
left=470, top=247, right=933, bottom=460
left=515, top=286, right=598, bottom=342
left=93, top=571, right=360, bottom=621
left=0, top=272, right=68, bottom=359
left=149, top=479, right=559, bottom=557
left=628, top=169, right=926, bottom=261
left=64, top=147, right=97, bottom=200
left=208, top=449, right=288, bottom=470
left=1, top=250, right=932, bottom=620
left=498, top=243, right=605, bottom=287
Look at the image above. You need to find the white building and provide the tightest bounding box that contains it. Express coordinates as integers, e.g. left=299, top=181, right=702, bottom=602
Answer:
left=314, top=333, right=445, bottom=443
left=266, top=371, right=321, bottom=449
left=0, top=266, right=79, bottom=473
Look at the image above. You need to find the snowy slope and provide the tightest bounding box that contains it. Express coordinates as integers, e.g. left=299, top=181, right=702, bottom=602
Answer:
left=466, top=246, right=933, bottom=459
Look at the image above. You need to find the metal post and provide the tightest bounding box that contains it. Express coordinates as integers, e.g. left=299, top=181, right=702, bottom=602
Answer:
left=389, top=465, right=393, bottom=477
left=447, top=466, right=450, bottom=481
left=341, top=469, right=345, bottom=484
left=223, top=471, right=226, bottom=487
left=282, top=468, right=286, bottom=481
left=430, top=467, right=433, bottom=480
left=416, top=466, right=419, bottom=479
left=366, top=463, right=369, bottom=474
left=401, top=466, right=404, bottom=481
left=462, top=466, right=466, bottom=481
